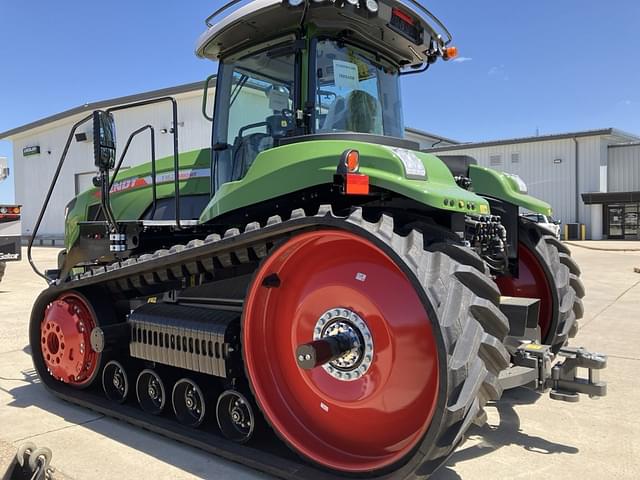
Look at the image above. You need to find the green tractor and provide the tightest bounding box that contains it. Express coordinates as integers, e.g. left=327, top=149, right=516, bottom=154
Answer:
left=29, top=1, right=605, bottom=478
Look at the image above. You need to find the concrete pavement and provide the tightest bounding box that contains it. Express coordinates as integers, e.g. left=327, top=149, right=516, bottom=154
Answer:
left=565, top=240, right=640, bottom=251
left=0, top=246, right=639, bottom=479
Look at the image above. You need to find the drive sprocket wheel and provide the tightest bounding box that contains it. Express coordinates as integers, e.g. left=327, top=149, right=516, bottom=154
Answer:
left=495, top=219, right=585, bottom=351
left=242, top=208, right=509, bottom=478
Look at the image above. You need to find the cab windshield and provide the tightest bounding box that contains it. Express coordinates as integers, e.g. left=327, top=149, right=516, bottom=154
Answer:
left=313, top=39, right=404, bottom=138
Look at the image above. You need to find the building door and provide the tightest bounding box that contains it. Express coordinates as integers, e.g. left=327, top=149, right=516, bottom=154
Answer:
left=607, top=205, right=624, bottom=239
left=624, top=204, right=638, bottom=239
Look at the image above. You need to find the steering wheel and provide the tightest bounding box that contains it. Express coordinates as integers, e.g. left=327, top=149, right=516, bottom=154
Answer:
left=237, top=121, right=268, bottom=139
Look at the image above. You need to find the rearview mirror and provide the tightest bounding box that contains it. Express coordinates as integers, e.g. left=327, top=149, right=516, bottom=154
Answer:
left=93, top=111, right=116, bottom=170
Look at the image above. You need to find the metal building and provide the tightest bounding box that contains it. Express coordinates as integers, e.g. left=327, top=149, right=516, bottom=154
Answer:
left=426, top=129, right=640, bottom=240
left=582, top=142, right=640, bottom=239
left=0, top=82, right=456, bottom=243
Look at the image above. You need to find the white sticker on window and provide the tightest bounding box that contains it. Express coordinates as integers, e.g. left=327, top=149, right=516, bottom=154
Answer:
left=268, top=89, right=290, bottom=111
left=333, top=60, right=359, bottom=89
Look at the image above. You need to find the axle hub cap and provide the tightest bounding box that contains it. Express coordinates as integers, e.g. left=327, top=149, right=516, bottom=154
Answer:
left=40, top=293, right=98, bottom=385
left=313, top=308, right=373, bottom=380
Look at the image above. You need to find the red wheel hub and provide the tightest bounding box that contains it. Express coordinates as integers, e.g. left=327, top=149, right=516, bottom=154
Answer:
left=243, top=230, right=439, bottom=473
left=495, top=242, right=553, bottom=340
left=40, top=292, right=99, bottom=386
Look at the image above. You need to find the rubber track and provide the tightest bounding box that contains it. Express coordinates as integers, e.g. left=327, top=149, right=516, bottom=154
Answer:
left=31, top=206, right=510, bottom=480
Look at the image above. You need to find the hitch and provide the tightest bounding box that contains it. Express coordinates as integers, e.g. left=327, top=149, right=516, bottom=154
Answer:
left=499, top=342, right=607, bottom=402
left=548, top=347, right=607, bottom=402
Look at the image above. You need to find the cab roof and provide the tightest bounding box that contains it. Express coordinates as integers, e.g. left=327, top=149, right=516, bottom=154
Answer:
left=196, top=0, right=451, bottom=69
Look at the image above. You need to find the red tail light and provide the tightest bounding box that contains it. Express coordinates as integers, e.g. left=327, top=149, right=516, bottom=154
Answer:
left=345, top=173, right=369, bottom=195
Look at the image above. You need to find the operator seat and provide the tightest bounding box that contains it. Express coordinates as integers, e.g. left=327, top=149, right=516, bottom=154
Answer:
left=230, top=134, right=273, bottom=180
left=230, top=113, right=291, bottom=180
left=321, top=90, right=383, bottom=135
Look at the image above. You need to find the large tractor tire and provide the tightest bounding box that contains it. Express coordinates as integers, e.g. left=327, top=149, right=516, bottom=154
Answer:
left=242, top=210, right=510, bottom=478
left=0, top=261, right=5, bottom=283
left=495, top=219, right=585, bottom=351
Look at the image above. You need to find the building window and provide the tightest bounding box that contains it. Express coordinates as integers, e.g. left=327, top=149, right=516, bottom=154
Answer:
left=489, top=154, right=502, bottom=166
left=511, top=153, right=520, bottom=163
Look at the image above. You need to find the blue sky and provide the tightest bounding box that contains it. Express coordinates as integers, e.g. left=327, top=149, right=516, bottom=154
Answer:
left=1, top=0, right=639, bottom=202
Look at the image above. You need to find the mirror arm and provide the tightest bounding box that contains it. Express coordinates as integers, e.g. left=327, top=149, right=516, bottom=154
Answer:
left=100, top=169, right=118, bottom=234
left=28, top=113, right=94, bottom=282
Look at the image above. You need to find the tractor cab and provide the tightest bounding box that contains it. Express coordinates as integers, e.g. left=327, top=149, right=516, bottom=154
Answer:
left=197, top=0, right=456, bottom=191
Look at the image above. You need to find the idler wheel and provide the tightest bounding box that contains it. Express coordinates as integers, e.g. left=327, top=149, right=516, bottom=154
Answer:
left=40, top=292, right=99, bottom=387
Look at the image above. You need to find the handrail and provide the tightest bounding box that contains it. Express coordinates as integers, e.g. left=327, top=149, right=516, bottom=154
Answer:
left=402, top=0, right=453, bottom=45
left=94, top=125, right=157, bottom=221
left=107, top=96, right=181, bottom=229
left=28, top=113, right=93, bottom=282
left=205, top=0, right=248, bottom=27
left=202, top=74, right=216, bottom=121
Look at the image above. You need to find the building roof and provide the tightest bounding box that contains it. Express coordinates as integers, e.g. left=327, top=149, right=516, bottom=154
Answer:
left=424, top=128, right=640, bottom=152
left=0, top=80, right=458, bottom=148
left=404, top=127, right=460, bottom=145
left=0, top=81, right=207, bottom=140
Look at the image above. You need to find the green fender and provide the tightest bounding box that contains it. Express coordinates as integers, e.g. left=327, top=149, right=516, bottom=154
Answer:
left=200, top=140, right=491, bottom=222
left=65, top=142, right=495, bottom=249
left=469, top=165, right=553, bottom=216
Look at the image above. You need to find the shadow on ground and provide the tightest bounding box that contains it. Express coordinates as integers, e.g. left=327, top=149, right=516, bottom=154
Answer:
left=1, top=352, right=267, bottom=480
left=3, top=349, right=577, bottom=480
left=431, top=388, right=579, bottom=479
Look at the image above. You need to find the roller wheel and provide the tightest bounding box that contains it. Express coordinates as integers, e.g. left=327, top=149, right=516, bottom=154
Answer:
left=102, top=360, right=129, bottom=403
left=136, top=369, right=166, bottom=415
left=495, top=219, right=585, bottom=351
left=173, top=378, right=206, bottom=427
left=216, top=390, right=256, bottom=443
left=242, top=209, right=509, bottom=477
